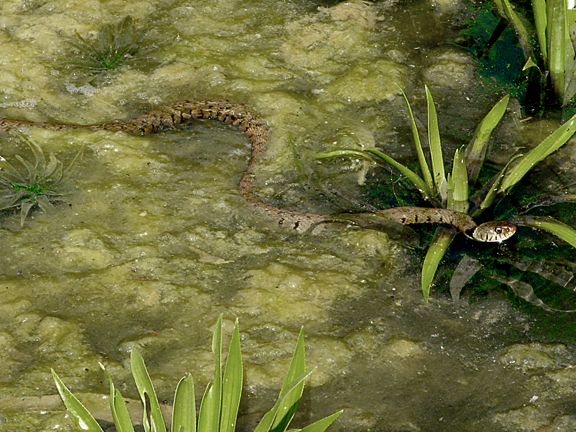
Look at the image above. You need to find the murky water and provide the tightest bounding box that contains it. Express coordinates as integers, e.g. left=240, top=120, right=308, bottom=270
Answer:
left=1, top=0, right=576, bottom=431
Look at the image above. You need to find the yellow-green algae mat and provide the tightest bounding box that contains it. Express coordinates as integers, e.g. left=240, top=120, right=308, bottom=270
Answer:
left=0, top=1, right=576, bottom=432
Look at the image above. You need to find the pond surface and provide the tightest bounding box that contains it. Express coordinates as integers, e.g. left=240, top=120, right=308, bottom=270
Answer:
left=1, top=0, right=576, bottom=431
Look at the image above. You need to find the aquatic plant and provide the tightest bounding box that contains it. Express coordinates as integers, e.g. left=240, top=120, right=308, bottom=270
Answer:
left=0, top=136, right=77, bottom=226
left=52, top=315, right=342, bottom=432
left=466, top=0, right=576, bottom=111
left=66, top=16, right=156, bottom=82
left=456, top=3, right=529, bottom=111
left=494, top=0, right=576, bottom=106
left=318, top=86, right=576, bottom=307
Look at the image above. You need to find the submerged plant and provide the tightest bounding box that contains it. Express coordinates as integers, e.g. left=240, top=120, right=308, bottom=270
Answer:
left=464, top=0, right=576, bottom=113
left=65, top=16, right=156, bottom=82
left=52, top=315, right=341, bottom=432
left=494, top=0, right=576, bottom=107
left=0, top=136, right=78, bottom=226
left=318, top=86, right=576, bottom=308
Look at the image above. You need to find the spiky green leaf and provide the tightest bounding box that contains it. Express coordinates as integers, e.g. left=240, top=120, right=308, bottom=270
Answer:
left=52, top=369, right=104, bottom=432
left=316, top=149, right=433, bottom=200
left=494, top=0, right=535, bottom=58
left=172, top=374, right=196, bottom=432
left=130, top=349, right=167, bottom=432
left=254, top=368, right=315, bottom=432
left=500, top=113, right=576, bottom=193
left=547, top=0, right=567, bottom=100
left=513, top=215, right=576, bottom=249
left=99, top=364, right=136, bottom=432
left=449, top=147, right=469, bottom=214
left=465, top=95, right=510, bottom=184
left=298, top=411, right=343, bottom=432
left=198, top=314, right=223, bottom=432
left=362, top=149, right=434, bottom=200
left=220, top=320, right=243, bottom=432
left=533, top=0, right=548, bottom=61
left=198, top=383, right=217, bottom=432
left=270, top=328, right=306, bottom=432
left=421, top=228, right=456, bottom=302
left=105, top=366, right=136, bottom=432
left=397, top=85, right=434, bottom=192
left=425, top=86, right=446, bottom=200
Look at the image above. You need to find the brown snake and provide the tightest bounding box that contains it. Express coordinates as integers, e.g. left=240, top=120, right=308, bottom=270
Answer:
left=0, top=100, right=516, bottom=242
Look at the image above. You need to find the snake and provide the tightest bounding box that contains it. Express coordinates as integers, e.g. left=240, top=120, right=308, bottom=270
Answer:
left=0, top=99, right=517, bottom=242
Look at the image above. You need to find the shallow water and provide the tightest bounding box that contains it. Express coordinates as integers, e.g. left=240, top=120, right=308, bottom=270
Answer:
left=1, top=1, right=576, bottom=431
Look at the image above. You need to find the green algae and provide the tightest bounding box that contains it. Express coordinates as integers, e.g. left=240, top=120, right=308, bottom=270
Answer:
left=0, top=1, right=575, bottom=432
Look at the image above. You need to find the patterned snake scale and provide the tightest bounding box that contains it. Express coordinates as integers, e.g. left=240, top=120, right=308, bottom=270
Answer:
left=0, top=100, right=517, bottom=242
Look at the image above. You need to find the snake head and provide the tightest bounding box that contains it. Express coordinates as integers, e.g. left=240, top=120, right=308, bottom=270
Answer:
left=472, top=220, right=517, bottom=243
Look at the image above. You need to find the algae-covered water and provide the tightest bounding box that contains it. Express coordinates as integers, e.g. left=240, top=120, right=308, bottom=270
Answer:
left=1, top=0, right=576, bottom=431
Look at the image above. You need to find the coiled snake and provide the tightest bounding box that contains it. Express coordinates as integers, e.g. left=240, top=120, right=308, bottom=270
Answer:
left=0, top=100, right=516, bottom=242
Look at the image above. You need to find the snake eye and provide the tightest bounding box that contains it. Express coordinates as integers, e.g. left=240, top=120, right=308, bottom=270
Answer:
left=495, top=227, right=503, bottom=234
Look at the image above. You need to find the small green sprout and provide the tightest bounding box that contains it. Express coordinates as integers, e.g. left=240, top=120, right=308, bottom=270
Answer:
left=0, top=136, right=79, bottom=226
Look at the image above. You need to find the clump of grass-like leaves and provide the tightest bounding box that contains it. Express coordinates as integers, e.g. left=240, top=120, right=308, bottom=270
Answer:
left=318, top=86, right=576, bottom=307
left=0, top=136, right=77, bottom=226
left=65, top=16, right=156, bottom=83
left=52, top=315, right=342, bottom=432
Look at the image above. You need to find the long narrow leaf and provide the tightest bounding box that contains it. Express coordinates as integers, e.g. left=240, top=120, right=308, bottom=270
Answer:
left=105, top=366, right=135, bottom=432
left=512, top=215, right=576, bottom=249
left=220, top=320, right=243, bottom=432
left=19, top=201, right=35, bottom=227
left=198, top=383, right=217, bottom=432
left=253, top=401, right=279, bottom=432
left=198, top=314, right=223, bottom=432
left=130, top=349, right=167, bottom=432
left=425, top=86, right=446, bottom=201
left=317, top=149, right=433, bottom=200
left=111, top=389, right=135, bottom=432
left=362, top=149, right=433, bottom=200
left=254, top=369, right=315, bottom=432
left=449, top=147, right=469, bottom=214
left=279, top=329, right=305, bottom=396
left=52, top=369, right=104, bottom=432
left=271, top=329, right=306, bottom=432
left=421, top=228, right=456, bottom=302
left=397, top=86, right=434, bottom=192
left=496, top=0, right=535, bottom=58
left=532, top=0, right=548, bottom=62
left=298, top=411, right=343, bottom=432
left=273, top=369, right=316, bottom=430
left=446, top=173, right=454, bottom=214
left=0, top=156, right=26, bottom=184
left=212, top=314, right=223, bottom=429
left=564, top=11, right=576, bottom=103
left=547, top=0, right=567, bottom=100
left=173, top=374, right=196, bottom=432
left=500, top=112, right=576, bottom=193
left=465, top=95, right=510, bottom=184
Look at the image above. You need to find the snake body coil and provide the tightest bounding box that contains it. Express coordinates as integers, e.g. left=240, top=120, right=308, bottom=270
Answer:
left=0, top=100, right=516, bottom=242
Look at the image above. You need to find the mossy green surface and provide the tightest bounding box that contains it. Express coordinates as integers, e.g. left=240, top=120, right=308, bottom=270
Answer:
left=0, top=1, right=576, bottom=431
